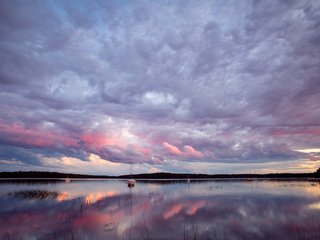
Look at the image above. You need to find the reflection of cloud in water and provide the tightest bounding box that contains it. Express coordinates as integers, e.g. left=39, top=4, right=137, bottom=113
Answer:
left=163, top=200, right=207, bottom=219
left=308, top=202, right=320, bottom=210
left=56, top=191, right=69, bottom=202
left=4, top=189, right=118, bottom=205
left=0, top=180, right=320, bottom=239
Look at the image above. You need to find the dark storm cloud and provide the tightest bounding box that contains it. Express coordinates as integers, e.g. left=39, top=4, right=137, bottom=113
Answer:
left=0, top=0, right=320, bottom=169
left=0, top=145, right=42, bottom=166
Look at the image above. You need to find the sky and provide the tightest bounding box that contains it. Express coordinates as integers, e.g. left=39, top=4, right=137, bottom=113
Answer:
left=1, top=0, right=320, bottom=175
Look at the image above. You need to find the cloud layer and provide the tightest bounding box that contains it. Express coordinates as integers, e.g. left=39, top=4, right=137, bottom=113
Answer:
left=1, top=0, right=320, bottom=173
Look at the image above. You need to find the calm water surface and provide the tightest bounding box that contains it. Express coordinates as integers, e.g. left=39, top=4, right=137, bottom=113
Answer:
left=0, top=179, right=320, bottom=240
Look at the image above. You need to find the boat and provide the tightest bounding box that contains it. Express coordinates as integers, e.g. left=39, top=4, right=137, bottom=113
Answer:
left=127, top=163, right=136, bottom=188
left=128, top=179, right=136, bottom=188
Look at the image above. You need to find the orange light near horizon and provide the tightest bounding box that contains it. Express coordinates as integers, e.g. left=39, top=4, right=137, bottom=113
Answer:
left=295, top=148, right=320, bottom=153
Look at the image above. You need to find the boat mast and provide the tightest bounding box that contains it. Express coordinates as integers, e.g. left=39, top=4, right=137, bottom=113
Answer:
left=130, top=163, right=133, bottom=179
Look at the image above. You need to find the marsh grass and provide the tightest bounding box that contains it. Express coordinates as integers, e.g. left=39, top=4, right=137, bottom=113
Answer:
left=182, top=222, right=221, bottom=240
left=6, top=190, right=60, bottom=200
left=294, top=216, right=320, bottom=240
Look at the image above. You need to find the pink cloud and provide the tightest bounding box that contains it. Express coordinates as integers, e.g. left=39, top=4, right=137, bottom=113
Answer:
left=183, top=145, right=204, bottom=158
left=162, top=142, right=182, bottom=155
left=80, top=133, right=122, bottom=149
left=0, top=121, right=206, bottom=164
left=162, top=142, right=204, bottom=158
left=132, top=144, right=152, bottom=157
left=0, top=122, right=78, bottom=148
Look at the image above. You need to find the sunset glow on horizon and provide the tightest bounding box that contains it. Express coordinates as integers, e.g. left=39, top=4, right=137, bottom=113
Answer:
left=0, top=0, right=320, bottom=175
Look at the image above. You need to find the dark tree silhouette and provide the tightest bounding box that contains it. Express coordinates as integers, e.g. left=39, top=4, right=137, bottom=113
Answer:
left=1, top=170, right=320, bottom=179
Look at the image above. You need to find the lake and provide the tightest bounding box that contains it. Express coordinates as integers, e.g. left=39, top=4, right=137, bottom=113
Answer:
left=0, top=179, right=320, bottom=240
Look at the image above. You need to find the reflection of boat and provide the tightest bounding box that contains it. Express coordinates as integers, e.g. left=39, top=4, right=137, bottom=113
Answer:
left=65, top=177, right=71, bottom=183
left=187, top=178, right=191, bottom=183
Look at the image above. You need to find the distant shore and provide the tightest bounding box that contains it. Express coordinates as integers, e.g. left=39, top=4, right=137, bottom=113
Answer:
left=0, top=171, right=319, bottom=180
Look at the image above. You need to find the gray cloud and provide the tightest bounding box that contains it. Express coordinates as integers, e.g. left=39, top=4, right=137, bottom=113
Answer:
left=0, top=0, right=320, bottom=171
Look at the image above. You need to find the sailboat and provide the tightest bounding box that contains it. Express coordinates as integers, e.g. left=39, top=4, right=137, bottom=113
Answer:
left=128, top=179, right=135, bottom=188
left=127, top=163, right=136, bottom=188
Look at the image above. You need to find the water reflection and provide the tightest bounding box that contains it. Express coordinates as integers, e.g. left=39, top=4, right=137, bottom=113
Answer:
left=0, top=180, right=320, bottom=240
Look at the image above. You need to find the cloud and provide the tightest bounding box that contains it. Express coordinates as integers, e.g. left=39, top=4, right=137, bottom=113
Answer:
left=0, top=0, right=320, bottom=173
left=163, top=142, right=182, bottom=155
left=183, top=146, right=204, bottom=158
